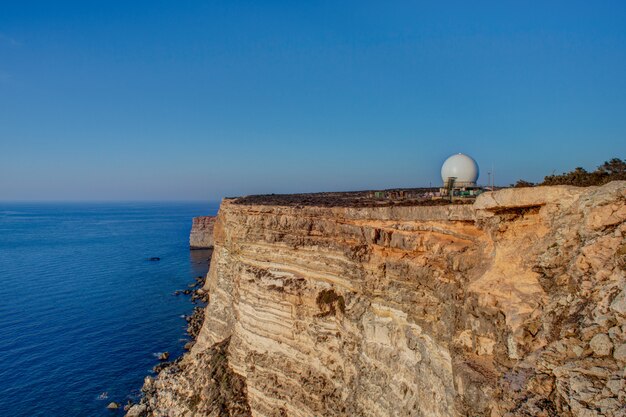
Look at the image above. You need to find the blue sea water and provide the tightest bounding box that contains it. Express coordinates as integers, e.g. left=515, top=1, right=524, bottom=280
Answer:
left=0, top=202, right=219, bottom=417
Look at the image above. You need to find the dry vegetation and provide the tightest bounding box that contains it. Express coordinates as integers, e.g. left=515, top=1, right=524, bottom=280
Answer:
left=514, top=158, right=625, bottom=188
left=231, top=188, right=474, bottom=207
left=315, top=289, right=346, bottom=316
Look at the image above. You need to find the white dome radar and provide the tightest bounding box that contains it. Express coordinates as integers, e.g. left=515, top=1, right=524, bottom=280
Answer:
left=441, top=153, right=479, bottom=185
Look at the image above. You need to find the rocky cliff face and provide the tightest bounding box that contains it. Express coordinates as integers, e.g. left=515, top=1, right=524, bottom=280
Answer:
left=136, top=182, right=625, bottom=417
left=190, top=216, right=216, bottom=249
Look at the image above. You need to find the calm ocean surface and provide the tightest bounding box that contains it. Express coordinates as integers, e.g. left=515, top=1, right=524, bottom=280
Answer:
left=0, top=202, right=219, bottom=417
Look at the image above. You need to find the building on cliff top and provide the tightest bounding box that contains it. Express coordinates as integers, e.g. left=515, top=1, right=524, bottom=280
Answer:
left=439, top=153, right=483, bottom=198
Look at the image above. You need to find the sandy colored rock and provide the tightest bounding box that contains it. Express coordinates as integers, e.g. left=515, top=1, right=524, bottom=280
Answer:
left=613, top=343, right=626, bottom=362
left=133, top=181, right=626, bottom=417
left=126, top=404, right=148, bottom=417
left=189, top=216, right=216, bottom=249
left=589, top=334, right=613, bottom=357
left=610, top=289, right=626, bottom=316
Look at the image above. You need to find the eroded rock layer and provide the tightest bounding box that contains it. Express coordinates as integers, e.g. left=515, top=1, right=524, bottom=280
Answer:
left=190, top=216, right=216, bottom=249
left=141, top=182, right=625, bottom=417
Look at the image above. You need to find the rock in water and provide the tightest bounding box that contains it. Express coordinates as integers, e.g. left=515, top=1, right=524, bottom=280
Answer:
left=158, top=351, right=169, bottom=361
left=153, top=362, right=171, bottom=373
left=106, top=401, right=119, bottom=409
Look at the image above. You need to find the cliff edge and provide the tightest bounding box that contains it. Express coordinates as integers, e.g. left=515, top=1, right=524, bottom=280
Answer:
left=131, top=181, right=625, bottom=417
left=190, top=216, right=216, bottom=249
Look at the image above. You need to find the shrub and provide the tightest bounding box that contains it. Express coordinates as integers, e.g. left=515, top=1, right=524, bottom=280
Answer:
left=316, top=289, right=346, bottom=315
left=540, top=158, right=626, bottom=187
left=513, top=180, right=535, bottom=188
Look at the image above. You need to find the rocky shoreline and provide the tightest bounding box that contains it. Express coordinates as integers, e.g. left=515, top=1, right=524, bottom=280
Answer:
left=124, top=250, right=213, bottom=417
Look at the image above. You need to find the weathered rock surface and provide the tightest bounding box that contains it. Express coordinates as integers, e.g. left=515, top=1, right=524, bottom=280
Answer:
left=190, top=216, right=216, bottom=249
left=134, top=181, right=625, bottom=417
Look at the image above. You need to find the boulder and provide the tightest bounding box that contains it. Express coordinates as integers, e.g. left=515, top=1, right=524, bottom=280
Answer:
left=126, top=404, right=148, bottom=417
left=613, top=343, right=626, bottom=362
left=589, top=333, right=613, bottom=357
left=610, top=289, right=626, bottom=316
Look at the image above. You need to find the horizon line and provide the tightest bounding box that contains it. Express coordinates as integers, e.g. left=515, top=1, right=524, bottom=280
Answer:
left=0, top=199, right=223, bottom=204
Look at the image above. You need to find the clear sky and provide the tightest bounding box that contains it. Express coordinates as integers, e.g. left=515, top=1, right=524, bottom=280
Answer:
left=1, top=1, right=625, bottom=201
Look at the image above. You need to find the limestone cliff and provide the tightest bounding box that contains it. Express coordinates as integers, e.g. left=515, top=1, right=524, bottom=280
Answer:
left=190, top=216, right=216, bottom=249
left=134, top=182, right=625, bottom=417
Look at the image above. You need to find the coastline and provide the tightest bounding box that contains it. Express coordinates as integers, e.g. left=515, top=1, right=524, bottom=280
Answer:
left=124, top=248, right=213, bottom=416
left=126, top=183, right=626, bottom=417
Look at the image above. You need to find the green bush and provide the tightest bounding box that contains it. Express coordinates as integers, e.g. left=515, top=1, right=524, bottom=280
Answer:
left=540, top=158, right=626, bottom=187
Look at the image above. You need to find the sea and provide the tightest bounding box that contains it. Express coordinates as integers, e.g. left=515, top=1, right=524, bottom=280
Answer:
left=0, top=202, right=219, bottom=417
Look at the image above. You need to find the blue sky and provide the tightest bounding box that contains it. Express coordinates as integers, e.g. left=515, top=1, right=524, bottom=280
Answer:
left=1, top=1, right=625, bottom=201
